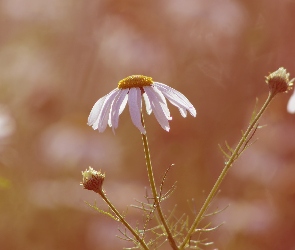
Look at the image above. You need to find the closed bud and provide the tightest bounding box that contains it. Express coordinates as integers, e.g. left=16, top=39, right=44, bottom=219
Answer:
left=265, top=67, right=294, bottom=96
left=81, top=167, right=105, bottom=195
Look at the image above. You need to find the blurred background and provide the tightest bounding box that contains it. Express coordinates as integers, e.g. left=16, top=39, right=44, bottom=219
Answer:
left=1, top=0, right=295, bottom=249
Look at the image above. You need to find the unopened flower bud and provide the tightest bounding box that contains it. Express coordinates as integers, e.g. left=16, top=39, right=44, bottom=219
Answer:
left=81, top=167, right=105, bottom=195
left=265, top=67, right=294, bottom=96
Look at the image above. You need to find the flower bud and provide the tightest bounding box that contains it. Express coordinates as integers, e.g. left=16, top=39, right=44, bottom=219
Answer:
left=265, top=67, right=294, bottom=96
left=81, top=167, right=105, bottom=195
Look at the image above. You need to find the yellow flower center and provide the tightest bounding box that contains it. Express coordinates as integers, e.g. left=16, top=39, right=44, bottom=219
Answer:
left=118, top=75, right=153, bottom=89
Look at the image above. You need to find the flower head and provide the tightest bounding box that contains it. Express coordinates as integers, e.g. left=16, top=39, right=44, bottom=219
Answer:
left=88, top=75, right=196, bottom=134
left=265, top=67, right=294, bottom=96
left=81, top=167, right=105, bottom=195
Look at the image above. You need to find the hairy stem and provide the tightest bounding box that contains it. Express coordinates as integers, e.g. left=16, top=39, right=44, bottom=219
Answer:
left=179, top=93, right=274, bottom=249
left=100, top=191, right=149, bottom=250
left=141, top=114, right=179, bottom=250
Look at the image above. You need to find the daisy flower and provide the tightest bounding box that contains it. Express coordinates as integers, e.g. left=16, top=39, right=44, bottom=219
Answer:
left=88, top=75, right=196, bottom=134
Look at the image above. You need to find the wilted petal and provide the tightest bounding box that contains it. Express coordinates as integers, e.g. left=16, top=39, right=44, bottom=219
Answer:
left=287, top=90, right=295, bottom=114
left=128, top=88, right=146, bottom=134
left=153, top=82, right=196, bottom=117
left=143, top=86, right=170, bottom=132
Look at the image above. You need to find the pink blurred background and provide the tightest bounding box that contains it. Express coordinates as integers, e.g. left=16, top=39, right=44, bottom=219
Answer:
left=1, top=0, right=295, bottom=249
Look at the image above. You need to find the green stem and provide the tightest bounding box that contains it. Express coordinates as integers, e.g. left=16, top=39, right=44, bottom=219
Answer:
left=100, top=191, right=149, bottom=250
left=141, top=114, right=179, bottom=250
left=179, top=93, right=274, bottom=249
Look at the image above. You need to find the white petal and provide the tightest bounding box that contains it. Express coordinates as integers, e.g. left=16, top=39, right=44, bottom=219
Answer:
left=143, top=86, right=170, bottom=132
left=109, top=89, right=129, bottom=131
left=287, top=91, right=295, bottom=113
left=88, top=88, right=118, bottom=128
left=128, top=88, right=146, bottom=134
left=94, top=89, right=120, bottom=132
left=153, top=82, right=196, bottom=117
left=88, top=95, right=107, bottom=126
left=144, top=86, right=172, bottom=120
left=143, top=93, right=152, bottom=115
left=119, top=94, right=128, bottom=115
left=151, top=86, right=172, bottom=120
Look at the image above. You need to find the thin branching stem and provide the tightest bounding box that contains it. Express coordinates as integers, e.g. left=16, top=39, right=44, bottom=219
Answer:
left=141, top=113, right=179, bottom=250
left=99, top=192, right=149, bottom=250
left=179, top=93, right=274, bottom=249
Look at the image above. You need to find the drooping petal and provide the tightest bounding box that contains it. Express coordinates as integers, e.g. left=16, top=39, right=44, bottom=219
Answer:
left=88, top=88, right=119, bottom=129
left=119, top=93, right=128, bottom=115
left=128, top=88, right=146, bottom=134
left=143, top=86, right=170, bottom=132
left=88, top=95, right=107, bottom=126
left=144, top=86, right=172, bottom=120
left=109, top=89, right=129, bottom=131
left=153, top=82, right=196, bottom=117
left=152, top=85, right=172, bottom=120
left=287, top=90, right=295, bottom=113
left=92, top=89, right=120, bottom=132
left=143, top=92, right=152, bottom=115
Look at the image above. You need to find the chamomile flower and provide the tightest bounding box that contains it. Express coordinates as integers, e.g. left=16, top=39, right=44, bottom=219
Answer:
left=88, top=75, right=196, bottom=134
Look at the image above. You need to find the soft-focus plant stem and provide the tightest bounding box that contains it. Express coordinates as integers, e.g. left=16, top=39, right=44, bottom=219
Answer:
left=141, top=114, right=179, bottom=250
left=99, top=191, right=149, bottom=250
left=179, top=93, right=274, bottom=249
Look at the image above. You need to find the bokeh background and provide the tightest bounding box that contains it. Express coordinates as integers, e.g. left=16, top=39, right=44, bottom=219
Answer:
left=1, top=0, right=295, bottom=249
